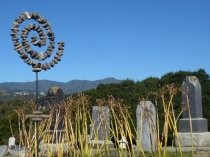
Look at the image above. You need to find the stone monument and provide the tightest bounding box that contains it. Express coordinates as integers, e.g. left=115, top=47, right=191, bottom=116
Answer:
left=8, top=137, right=15, bottom=149
left=11, top=12, right=64, bottom=156
left=90, top=106, right=110, bottom=140
left=136, top=101, right=156, bottom=152
left=177, top=76, right=210, bottom=147
left=46, top=86, right=65, bottom=105
left=89, top=106, right=113, bottom=148
left=45, top=86, right=65, bottom=143
left=179, top=76, right=208, bottom=132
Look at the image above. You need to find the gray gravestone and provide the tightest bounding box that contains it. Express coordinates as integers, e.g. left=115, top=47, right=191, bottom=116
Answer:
left=0, top=145, right=7, bottom=157
left=90, top=106, right=110, bottom=140
left=136, top=101, right=156, bottom=152
left=179, top=76, right=208, bottom=132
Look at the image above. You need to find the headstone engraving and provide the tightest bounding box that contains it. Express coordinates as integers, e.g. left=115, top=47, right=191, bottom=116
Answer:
left=179, top=76, right=208, bottom=132
left=136, top=101, right=156, bottom=151
left=90, top=106, right=110, bottom=140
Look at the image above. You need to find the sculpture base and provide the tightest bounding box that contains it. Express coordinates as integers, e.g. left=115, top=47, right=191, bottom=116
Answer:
left=176, top=132, right=210, bottom=147
left=179, top=118, right=208, bottom=132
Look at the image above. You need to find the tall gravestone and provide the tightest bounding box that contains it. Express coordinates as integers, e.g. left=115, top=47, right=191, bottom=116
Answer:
left=90, top=106, right=110, bottom=140
left=177, top=76, right=210, bottom=147
left=179, top=76, right=208, bottom=132
left=89, top=106, right=113, bottom=148
left=136, top=101, right=156, bottom=152
left=46, top=86, right=65, bottom=143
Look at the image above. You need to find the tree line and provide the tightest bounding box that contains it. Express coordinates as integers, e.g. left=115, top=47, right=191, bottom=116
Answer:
left=82, top=69, right=210, bottom=131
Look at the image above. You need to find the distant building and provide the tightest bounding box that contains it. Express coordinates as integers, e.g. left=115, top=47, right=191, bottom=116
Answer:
left=14, top=92, right=30, bottom=96
left=40, top=92, right=45, bottom=96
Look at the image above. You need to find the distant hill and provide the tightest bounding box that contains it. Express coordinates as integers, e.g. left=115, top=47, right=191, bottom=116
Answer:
left=0, top=77, right=122, bottom=94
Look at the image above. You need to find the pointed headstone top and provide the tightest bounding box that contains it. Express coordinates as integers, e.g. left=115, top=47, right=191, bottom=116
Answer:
left=182, top=76, right=202, bottom=118
left=185, top=76, right=199, bottom=86
left=179, top=76, right=208, bottom=132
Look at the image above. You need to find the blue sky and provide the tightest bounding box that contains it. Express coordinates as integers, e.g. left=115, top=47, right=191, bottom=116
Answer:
left=0, top=0, right=210, bottom=82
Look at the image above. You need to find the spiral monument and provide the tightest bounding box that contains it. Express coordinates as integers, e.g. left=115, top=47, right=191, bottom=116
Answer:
left=11, top=11, right=64, bottom=108
left=11, top=11, right=64, bottom=71
left=10, top=12, right=64, bottom=156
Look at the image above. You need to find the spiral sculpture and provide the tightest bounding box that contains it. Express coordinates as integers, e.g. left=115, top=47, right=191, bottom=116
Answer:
left=11, top=12, right=64, bottom=71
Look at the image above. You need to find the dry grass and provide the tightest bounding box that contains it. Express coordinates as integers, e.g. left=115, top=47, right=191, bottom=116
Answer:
left=13, top=85, right=189, bottom=157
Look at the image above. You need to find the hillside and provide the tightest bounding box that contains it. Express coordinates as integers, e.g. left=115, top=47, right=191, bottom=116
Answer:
left=0, top=77, right=121, bottom=95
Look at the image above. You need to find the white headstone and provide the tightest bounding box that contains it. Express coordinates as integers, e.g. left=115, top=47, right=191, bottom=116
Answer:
left=8, top=137, right=15, bottom=149
left=118, top=136, right=127, bottom=149
left=136, top=101, right=156, bottom=152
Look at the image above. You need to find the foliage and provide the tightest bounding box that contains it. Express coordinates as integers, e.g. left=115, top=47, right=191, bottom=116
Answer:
left=84, top=69, right=210, bottom=132
left=0, top=99, right=33, bottom=144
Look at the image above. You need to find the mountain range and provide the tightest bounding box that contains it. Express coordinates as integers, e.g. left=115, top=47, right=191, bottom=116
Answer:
left=0, top=77, right=121, bottom=95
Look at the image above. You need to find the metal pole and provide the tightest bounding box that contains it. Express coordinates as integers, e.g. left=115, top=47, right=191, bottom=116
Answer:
left=33, top=68, right=41, bottom=110
left=35, top=71, right=39, bottom=157
left=32, top=68, right=41, bottom=157
left=36, top=71, right=39, bottom=110
left=35, top=121, right=38, bottom=157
